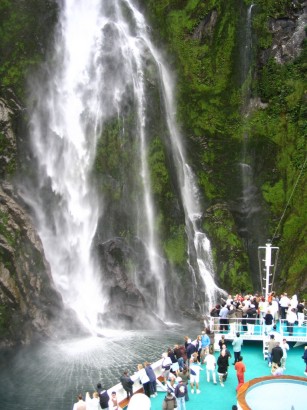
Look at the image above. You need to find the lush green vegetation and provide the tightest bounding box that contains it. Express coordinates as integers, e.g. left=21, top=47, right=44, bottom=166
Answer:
left=0, top=0, right=58, bottom=96
left=144, top=0, right=306, bottom=296
left=0, top=0, right=305, bottom=301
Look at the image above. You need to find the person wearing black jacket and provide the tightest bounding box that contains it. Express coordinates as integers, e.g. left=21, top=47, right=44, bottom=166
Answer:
left=271, top=342, right=283, bottom=367
left=217, top=350, right=229, bottom=387
left=119, top=371, right=134, bottom=399
left=246, top=304, right=257, bottom=335
left=97, top=383, right=110, bottom=409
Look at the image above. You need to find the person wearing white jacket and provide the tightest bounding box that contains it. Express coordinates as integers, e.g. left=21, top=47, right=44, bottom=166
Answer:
left=286, top=308, right=297, bottom=336
left=281, top=338, right=290, bottom=369
left=85, top=392, right=102, bottom=410
left=204, top=352, right=217, bottom=384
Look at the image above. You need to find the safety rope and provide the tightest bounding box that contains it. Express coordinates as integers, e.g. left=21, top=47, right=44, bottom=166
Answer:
left=272, top=155, right=307, bottom=243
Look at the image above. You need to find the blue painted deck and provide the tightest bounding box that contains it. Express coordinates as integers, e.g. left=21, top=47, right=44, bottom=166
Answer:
left=146, top=339, right=306, bottom=410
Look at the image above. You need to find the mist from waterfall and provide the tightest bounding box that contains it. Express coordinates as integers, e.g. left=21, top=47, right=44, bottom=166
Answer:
left=23, top=0, right=222, bottom=329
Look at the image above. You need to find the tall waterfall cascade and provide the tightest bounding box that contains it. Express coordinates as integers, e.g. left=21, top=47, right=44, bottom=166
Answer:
left=23, top=0, right=222, bottom=332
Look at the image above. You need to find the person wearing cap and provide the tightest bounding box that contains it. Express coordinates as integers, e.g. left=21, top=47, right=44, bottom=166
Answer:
left=162, top=390, right=177, bottom=410
left=174, top=377, right=187, bottom=410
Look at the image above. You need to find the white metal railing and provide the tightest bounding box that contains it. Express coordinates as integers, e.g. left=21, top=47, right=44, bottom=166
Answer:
left=105, top=359, right=164, bottom=404
left=209, top=316, right=307, bottom=339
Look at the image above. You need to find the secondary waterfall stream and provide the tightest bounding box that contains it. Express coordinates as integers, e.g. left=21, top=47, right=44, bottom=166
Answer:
left=22, top=0, right=222, bottom=332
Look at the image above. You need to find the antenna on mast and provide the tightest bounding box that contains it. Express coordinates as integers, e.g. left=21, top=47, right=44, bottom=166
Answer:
left=258, top=241, right=279, bottom=301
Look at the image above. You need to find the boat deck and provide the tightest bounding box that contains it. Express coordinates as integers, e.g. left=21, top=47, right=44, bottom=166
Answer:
left=123, top=339, right=306, bottom=410
left=210, top=318, right=307, bottom=344
left=119, top=320, right=307, bottom=409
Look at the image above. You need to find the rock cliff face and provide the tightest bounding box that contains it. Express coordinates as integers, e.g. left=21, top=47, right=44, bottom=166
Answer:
left=262, top=1, right=307, bottom=64
left=96, top=237, right=166, bottom=330
left=0, top=98, right=84, bottom=347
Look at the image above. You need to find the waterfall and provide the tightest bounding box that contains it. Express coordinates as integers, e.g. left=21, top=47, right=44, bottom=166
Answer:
left=22, top=0, right=221, bottom=330
left=236, top=3, right=267, bottom=288
left=156, top=66, right=225, bottom=311
left=241, top=4, right=254, bottom=109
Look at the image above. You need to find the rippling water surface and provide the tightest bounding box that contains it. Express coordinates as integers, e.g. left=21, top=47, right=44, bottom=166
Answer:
left=0, top=324, right=200, bottom=409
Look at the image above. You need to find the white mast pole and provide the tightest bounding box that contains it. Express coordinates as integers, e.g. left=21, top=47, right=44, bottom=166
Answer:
left=264, top=242, right=272, bottom=301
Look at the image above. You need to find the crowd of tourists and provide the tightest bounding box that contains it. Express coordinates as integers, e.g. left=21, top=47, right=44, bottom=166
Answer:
left=209, top=292, right=306, bottom=335
left=72, top=292, right=306, bottom=410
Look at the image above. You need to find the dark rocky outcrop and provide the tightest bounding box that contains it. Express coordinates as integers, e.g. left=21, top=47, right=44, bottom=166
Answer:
left=261, top=1, right=307, bottom=64
left=0, top=183, right=86, bottom=347
left=0, top=97, right=85, bottom=347
left=96, top=237, right=166, bottom=330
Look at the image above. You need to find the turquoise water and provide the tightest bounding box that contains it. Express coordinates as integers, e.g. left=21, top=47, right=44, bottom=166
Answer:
left=0, top=325, right=198, bottom=410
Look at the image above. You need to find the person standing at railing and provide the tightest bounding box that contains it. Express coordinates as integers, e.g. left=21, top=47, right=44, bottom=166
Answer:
left=290, top=294, right=298, bottom=310
left=219, top=303, right=229, bottom=332
left=210, top=304, right=221, bottom=331
left=241, top=302, right=249, bottom=332
left=258, top=297, right=267, bottom=321
left=120, top=371, right=134, bottom=400
left=263, top=310, right=274, bottom=335
left=97, top=383, right=110, bottom=410
left=246, top=304, right=257, bottom=335
left=174, top=344, right=186, bottom=370
left=271, top=296, right=280, bottom=322
left=286, top=308, right=297, bottom=336
left=279, top=293, right=290, bottom=319
left=137, top=363, right=151, bottom=397
left=144, top=361, right=157, bottom=398
left=297, top=300, right=305, bottom=327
